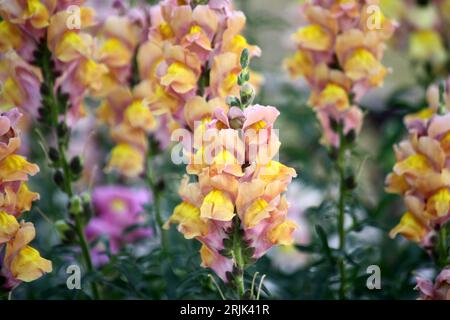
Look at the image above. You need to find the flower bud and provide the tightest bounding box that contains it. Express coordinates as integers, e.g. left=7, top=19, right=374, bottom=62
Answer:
left=238, top=70, right=250, bottom=86
left=69, top=195, right=83, bottom=216
left=240, top=83, right=255, bottom=107
left=55, top=220, right=70, bottom=239
left=53, top=170, right=65, bottom=189
left=345, top=176, right=357, bottom=190
left=81, top=192, right=91, bottom=204
left=345, top=130, right=356, bottom=144
left=329, top=117, right=340, bottom=133
left=226, top=96, right=241, bottom=108
left=57, top=122, right=69, bottom=138
left=70, top=156, right=83, bottom=176
left=48, top=147, right=60, bottom=163
left=240, top=48, right=250, bottom=69
left=230, top=118, right=244, bottom=130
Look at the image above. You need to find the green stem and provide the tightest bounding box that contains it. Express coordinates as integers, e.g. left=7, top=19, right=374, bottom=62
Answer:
left=40, top=42, right=100, bottom=300
left=74, top=214, right=100, bottom=299
left=232, top=218, right=245, bottom=299
left=146, top=148, right=168, bottom=255
left=337, top=126, right=347, bottom=300
left=438, top=225, right=448, bottom=268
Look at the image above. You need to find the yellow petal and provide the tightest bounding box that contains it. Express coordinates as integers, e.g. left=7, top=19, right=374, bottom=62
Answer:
left=409, top=30, right=447, bottom=64
left=164, top=202, right=207, bottom=239
left=1, top=77, right=23, bottom=107
left=200, top=243, right=214, bottom=268
left=0, top=211, right=19, bottom=243
left=316, top=83, right=350, bottom=111
left=98, top=38, right=132, bottom=68
left=0, top=21, right=23, bottom=52
left=269, top=220, right=297, bottom=245
left=55, top=32, right=91, bottom=62
left=389, top=212, right=428, bottom=243
left=200, top=190, right=235, bottom=221
left=243, top=199, right=271, bottom=228
left=426, top=188, right=450, bottom=219
left=292, top=25, right=332, bottom=51
left=385, top=172, right=410, bottom=194
left=15, top=183, right=40, bottom=214
left=0, top=154, right=39, bottom=182
left=106, top=144, right=144, bottom=178
left=344, top=48, right=387, bottom=86
left=124, top=100, right=156, bottom=131
left=9, top=245, right=52, bottom=282
left=394, top=154, right=431, bottom=177
left=27, top=0, right=51, bottom=28
left=284, top=51, right=314, bottom=80
left=77, top=59, right=109, bottom=92
left=160, top=62, right=197, bottom=94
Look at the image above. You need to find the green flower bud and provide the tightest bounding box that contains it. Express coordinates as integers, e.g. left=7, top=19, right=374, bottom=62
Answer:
left=345, top=176, right=357, bottom=190
left=345, top=130, right=356, bottom=144
left=238, top=70, right=251, bottom=86
left=240, top=48, right=250, bottom=69
left=57, top=122, right=69, bottom=137
left=69, top=195, right=83, bottom=216
left=48, top=147, right=60, bottom=163
left=226, top=96, right=241, bottom=108
left=70, top=156, right=83, bottom=176
left=53, top=170, right=65, bottom=189
left=81, top=192, right=91, bottom=204
left=329, top=117, right=340, bottom=133
left=240, top=83, right=255, bottom=107
left=55, top=220, right=71, bottom=240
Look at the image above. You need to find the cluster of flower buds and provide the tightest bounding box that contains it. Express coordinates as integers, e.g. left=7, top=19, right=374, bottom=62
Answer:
left=285, top=0, right=396, bottom=146
left=0, top=109, right=51, bottom=290
left=386, top=79, right=450, bottom=246
left=165, top=48, right=297, bottom=283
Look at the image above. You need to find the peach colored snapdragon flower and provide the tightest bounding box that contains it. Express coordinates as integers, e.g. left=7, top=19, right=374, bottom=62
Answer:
left=285, top=0, right=395, bottom=146
left=165, top=104, right=297, bottom=281
left=381, top=0, right=450, bottom=79
left=48, top=2, right=144, bottom=122
left=135, top=0, right=261, bottom=140
left=98, top=86, right=156, bottom=178
left=104, top=0, right=261, bottom=178
left=386, top=80, right=450, bottom=245
left=0, top=108, right=51, bottom=290
left=0, top=51, right=43, bottom=117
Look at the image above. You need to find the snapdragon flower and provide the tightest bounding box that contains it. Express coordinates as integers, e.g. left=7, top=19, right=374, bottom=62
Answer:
left=165, top=102, right=297, bottom=282
left=285, top=0, right=395, bottom=146
left=0, top=108, right=51, bottom=290
left=387, top=80, right=450, bottom=245
left=104, top=0, right=261, bottom=178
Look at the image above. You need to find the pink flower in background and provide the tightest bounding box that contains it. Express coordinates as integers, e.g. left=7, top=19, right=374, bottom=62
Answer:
left=86, top=185, right=153, bottom=266
left=416, top=267, right=450, bottom=300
